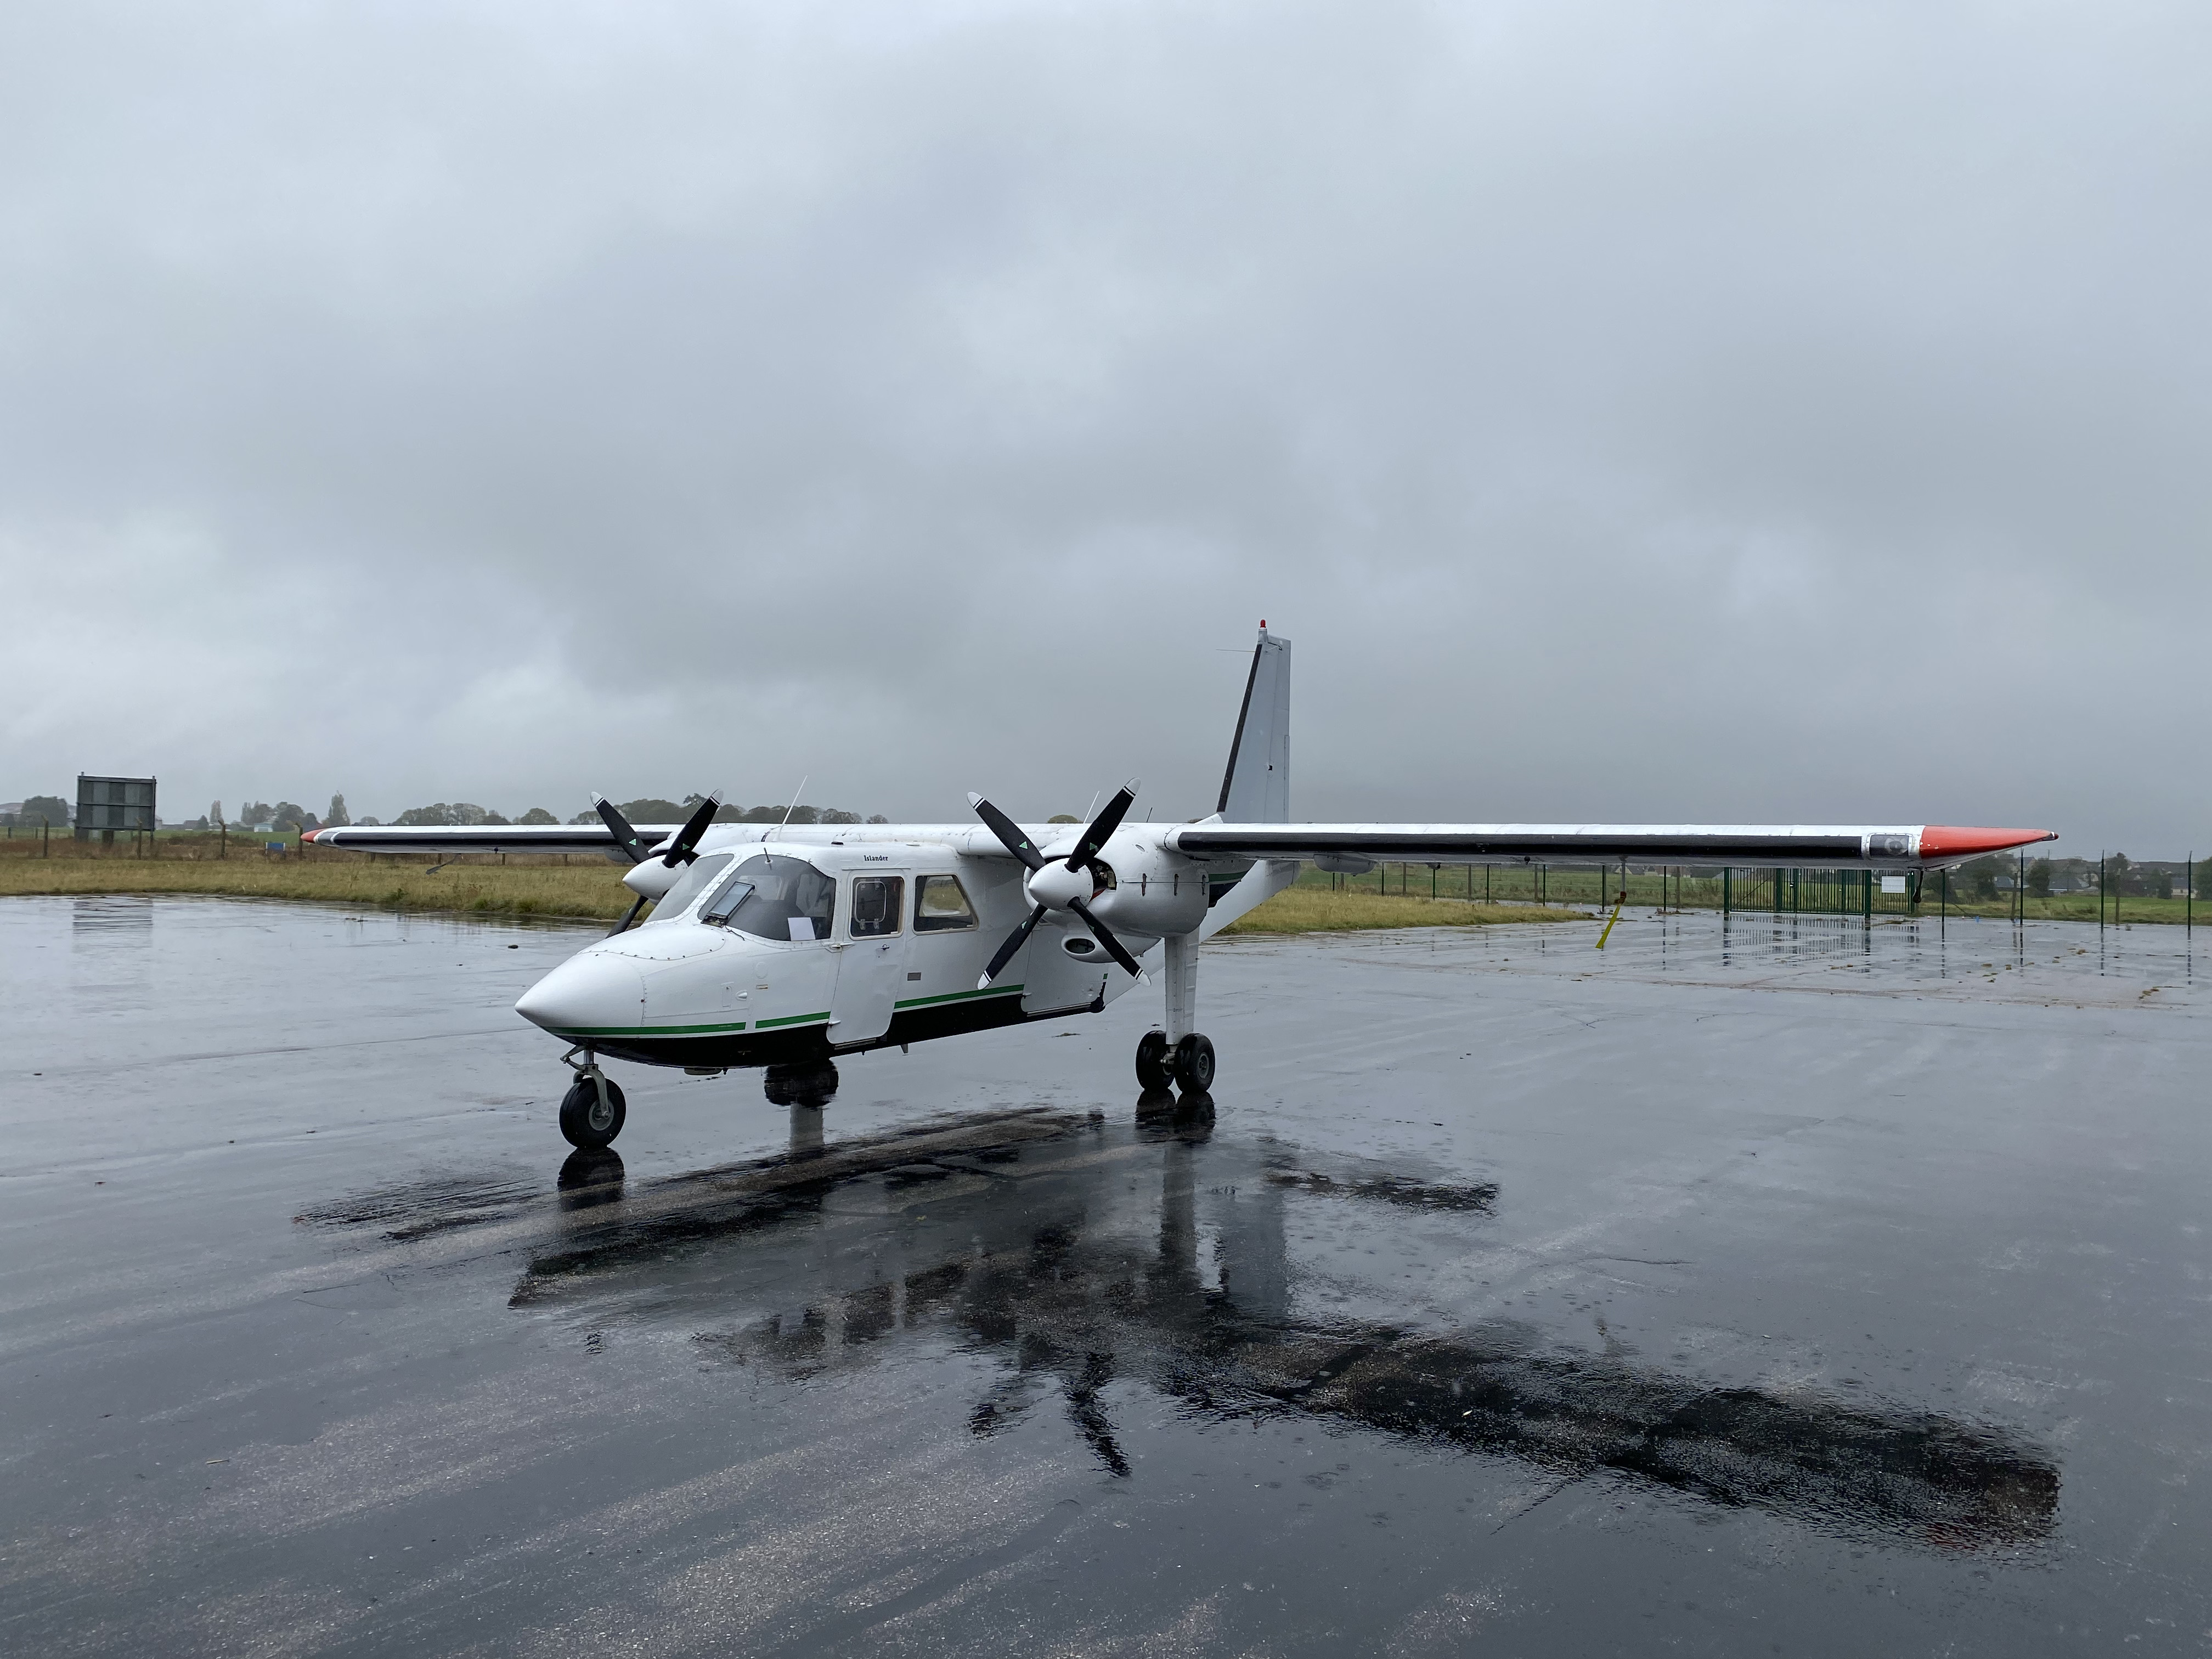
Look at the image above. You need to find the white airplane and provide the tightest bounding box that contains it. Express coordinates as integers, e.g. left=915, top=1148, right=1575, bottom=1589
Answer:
left=310, top=625, right=2054, bottom=1151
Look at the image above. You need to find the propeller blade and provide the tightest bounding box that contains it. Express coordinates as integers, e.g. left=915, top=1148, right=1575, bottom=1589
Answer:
left=1069, top=778, right=1139, bottom=872
left=661, top=792, right=724, bottom=866
left=967, top=792, right=1046, bottom=872
left=591, top=793, right=652, bottom=865
left=607, top=894, right=650, bottom=936
left=978, top=903, right=1047, bottom=988
left=1067, top=897, right=1147, bottom=981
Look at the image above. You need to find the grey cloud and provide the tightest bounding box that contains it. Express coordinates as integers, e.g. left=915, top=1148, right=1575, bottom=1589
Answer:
left=2, top=1, right=2204, bottom=845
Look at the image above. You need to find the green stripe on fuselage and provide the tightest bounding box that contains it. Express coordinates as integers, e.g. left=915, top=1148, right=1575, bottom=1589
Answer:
left=892, top=983, right=1024, bottom=1011
left=754, top=1009, right=833, bottom=1030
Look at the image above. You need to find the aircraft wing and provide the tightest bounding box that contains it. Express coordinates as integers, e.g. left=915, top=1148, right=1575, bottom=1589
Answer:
left=1165, top=823, right=2056, bottom=870
left=305, top=824, right=663, bottom=857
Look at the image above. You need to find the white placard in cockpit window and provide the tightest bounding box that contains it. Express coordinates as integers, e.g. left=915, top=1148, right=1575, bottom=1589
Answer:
left=787, top=917, right=817, bottom=941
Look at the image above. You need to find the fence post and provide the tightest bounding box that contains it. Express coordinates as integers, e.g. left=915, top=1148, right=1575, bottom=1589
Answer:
left=1723, top=867, right=1731, bottom=916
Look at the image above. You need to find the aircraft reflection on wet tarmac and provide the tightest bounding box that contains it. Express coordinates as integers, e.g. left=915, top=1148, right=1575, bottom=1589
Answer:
left=302, top=1099, right=2059, bottom=1555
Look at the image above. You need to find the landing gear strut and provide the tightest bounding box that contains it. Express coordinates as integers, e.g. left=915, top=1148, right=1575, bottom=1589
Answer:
left=557, top=1050, right=627, bottom=1150
left=1147, top=929, right=1217, bottom=1094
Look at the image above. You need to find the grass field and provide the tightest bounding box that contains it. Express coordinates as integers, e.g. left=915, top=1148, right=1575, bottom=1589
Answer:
left=0, top=847, right=642, bottom=919
left=0, top=839, right=1576, bottom=933
left=1219, top=888, right=1572, bottom=933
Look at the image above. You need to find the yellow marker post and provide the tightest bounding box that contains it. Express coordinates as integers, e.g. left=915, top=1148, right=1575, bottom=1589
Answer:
left=1596, top=884, right=1627, bottom=949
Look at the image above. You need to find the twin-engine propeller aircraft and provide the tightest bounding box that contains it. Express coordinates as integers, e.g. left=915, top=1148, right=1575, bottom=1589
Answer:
left=310, top=625, right=2055, bottom=1151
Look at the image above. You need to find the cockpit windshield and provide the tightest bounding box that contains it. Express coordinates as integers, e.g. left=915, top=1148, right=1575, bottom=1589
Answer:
left=700, top=855, right=837, bottom=942
left=644, top=852, right=732, bottom=924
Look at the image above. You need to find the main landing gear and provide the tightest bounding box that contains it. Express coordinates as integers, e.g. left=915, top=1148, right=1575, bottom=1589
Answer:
left=764, top=1060, right=839, bottom=1109
left=1137, top=929, right=1217, bottom=1096
left=558, top=1051, right=627, bottom=1150
left=1135, top=1030, right=1215, bottom=1092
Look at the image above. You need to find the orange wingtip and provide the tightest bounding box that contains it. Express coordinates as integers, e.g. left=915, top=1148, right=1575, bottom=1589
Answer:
left=1919, top=826, right=2057, bottom=860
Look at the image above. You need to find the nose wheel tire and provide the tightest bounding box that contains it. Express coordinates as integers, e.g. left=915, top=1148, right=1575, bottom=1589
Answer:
left=558, top=1075, right=627, bottom=1149
left=1135, top=1030, right=1173, bottom=1091
left=1170, top=1032, right=1216, bottom=1093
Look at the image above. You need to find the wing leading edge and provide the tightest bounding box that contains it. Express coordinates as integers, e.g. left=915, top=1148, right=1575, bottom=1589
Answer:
left=306, top=824, right=651, bottom=856
left=1167, top=824, right=2055, bottom=869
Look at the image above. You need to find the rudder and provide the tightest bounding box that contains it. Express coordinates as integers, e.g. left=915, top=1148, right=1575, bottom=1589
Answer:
left=1217, top=624, right=1290, bottom=822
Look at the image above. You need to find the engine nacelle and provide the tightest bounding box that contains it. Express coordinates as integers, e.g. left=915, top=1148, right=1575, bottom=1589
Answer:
left=1077, top=838, right=1212, bottom=938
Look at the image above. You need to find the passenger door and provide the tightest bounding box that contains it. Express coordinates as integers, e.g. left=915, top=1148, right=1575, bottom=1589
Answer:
left=831, top=870, right=909, bottom=1044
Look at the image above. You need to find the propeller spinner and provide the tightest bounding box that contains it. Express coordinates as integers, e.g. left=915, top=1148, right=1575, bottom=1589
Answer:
left=970, top=781, right=1148, bottom=988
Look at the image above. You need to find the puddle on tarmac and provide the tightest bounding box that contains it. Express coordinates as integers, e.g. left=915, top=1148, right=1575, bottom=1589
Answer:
left=304, top=1099, right=2059, bottom=1557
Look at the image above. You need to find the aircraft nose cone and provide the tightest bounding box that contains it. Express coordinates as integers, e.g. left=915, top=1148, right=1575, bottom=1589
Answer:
left=515, top=949, right=646, bottom=1035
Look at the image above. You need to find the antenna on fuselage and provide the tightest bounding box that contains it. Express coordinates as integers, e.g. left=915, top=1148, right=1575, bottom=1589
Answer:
left=770, top=775, right=809, bottom=841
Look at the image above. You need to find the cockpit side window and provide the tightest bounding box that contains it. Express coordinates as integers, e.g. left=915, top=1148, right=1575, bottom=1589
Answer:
left=702, top=855, right=837, bottom=941
left=914, top=873, right=978, bottom=932
left=645, top=852, right=732, bottom=924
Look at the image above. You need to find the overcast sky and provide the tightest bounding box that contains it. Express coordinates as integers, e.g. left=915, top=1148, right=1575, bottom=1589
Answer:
left=2, top=1, right=2204, bottom=848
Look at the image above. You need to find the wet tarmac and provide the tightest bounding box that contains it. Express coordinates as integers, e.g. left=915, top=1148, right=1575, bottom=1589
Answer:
left=4, top=895, right=2209, bottom=1656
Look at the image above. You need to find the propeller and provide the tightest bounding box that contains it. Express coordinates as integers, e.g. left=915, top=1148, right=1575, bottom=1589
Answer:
left=596, top=791, right=724, bottom=935
left=593, top=794, right=655, bottom=865
left=970, top=780, right=1147, bottom=988
left=594, top=791, right=723, bottom=867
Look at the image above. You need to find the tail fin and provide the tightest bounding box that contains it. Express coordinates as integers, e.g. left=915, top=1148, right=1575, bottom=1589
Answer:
left=1217, top=623, right=1290, bottom=822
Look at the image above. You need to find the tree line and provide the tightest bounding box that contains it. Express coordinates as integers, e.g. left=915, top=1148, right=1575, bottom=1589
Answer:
left=1968, top=855, right=2211, bottom=901
left=2, top=792, right=888, bottom=833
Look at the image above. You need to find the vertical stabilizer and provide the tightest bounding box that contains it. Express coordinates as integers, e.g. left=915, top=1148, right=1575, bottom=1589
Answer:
left=1217, top=624, right=1290, bottom=822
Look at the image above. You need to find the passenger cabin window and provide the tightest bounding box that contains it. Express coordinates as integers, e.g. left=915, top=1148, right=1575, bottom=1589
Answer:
left=849, top=876, right=904, bottom=938
left=647, top=853, right=732, bottom=923
left=914, top=874, right=978, bottom=932
left=700, top=855, right=837, bottom=941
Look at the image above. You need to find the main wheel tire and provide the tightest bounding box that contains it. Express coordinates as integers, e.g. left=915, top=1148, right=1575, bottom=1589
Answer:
left=1171, top=1032, right=1216, bottom=1093
left=558, top=1075, right=627, bottom=1149
left=1135, top=1030, right=1173, bottom=1091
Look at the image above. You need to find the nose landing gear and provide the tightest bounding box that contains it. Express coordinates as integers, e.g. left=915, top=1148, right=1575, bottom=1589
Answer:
left=558, top=1049, right=627, bottom=1150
